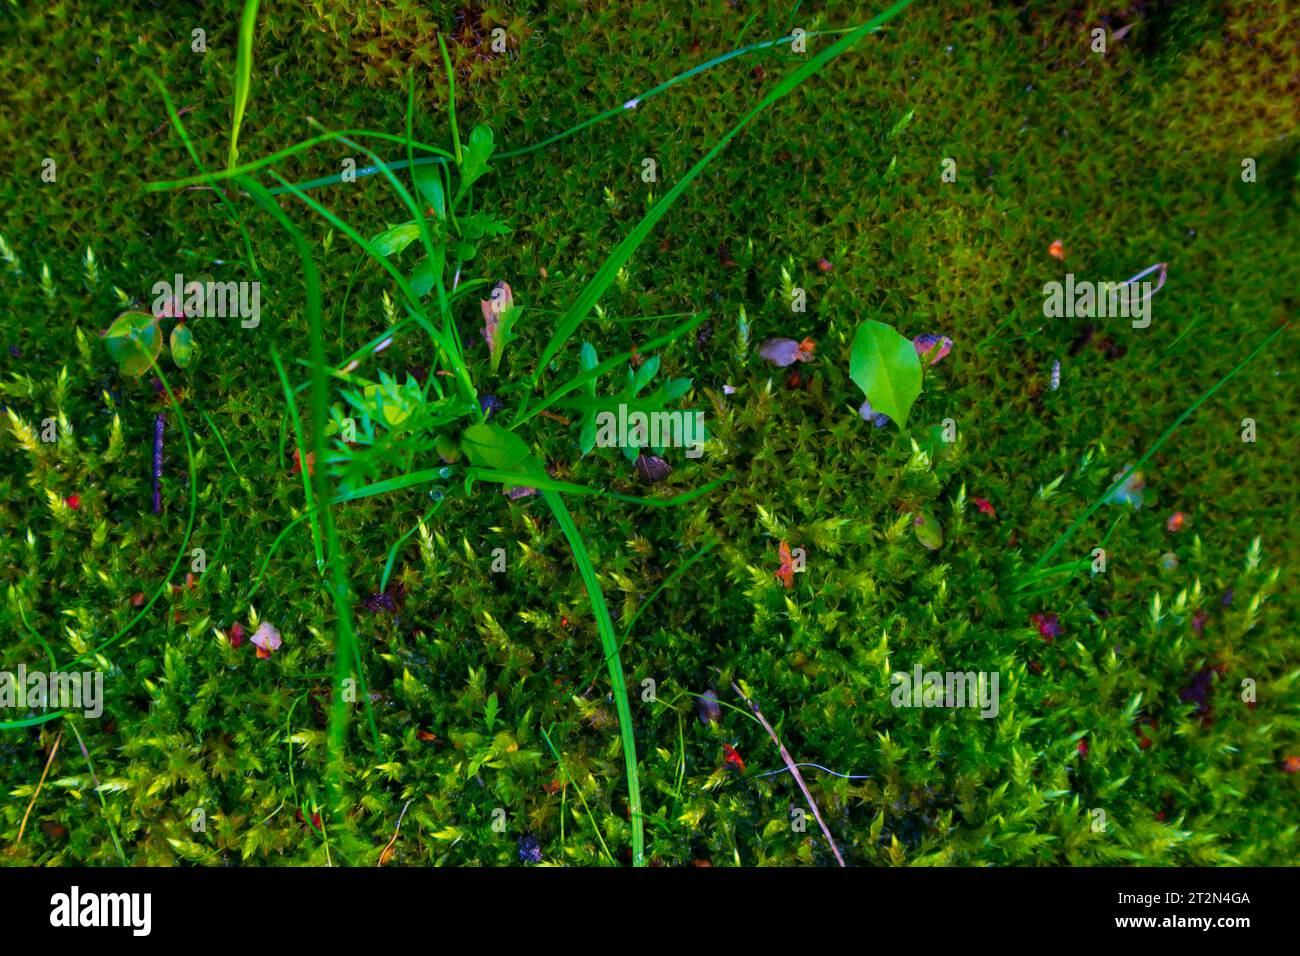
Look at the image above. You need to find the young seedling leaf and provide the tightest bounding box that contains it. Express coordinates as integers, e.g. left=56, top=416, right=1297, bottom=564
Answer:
left=850, top=320, right=922, bottom=426
left=104, top=312, right=164, bottom=377
left=461, top=422, right=529, bottom=470
left=170, top=322, right=196, bottom=369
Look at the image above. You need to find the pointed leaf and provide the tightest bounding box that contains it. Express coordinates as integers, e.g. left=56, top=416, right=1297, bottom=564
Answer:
left=849, top=320, right=922, bottom=426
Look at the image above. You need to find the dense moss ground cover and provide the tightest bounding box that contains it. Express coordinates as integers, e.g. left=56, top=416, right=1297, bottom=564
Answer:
left=1, top=0, right=1297, bottom=866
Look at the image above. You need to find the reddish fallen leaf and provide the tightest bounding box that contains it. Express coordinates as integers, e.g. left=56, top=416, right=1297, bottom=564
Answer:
left=774, top=541, right=795, bottom=589
left=251, top=622, right=282, bottom=659
left=1077, top=738, right=1089, bottom=758
left=64, top=494, right=81, bottom=510
left=1283, top=756, right=1300, bottom=774
left=130, top=592, right=146, bottom=608
left=229, top=622, right=245, bottom=649
left=292, top=448, right=316, bottom=476
left=1048, top=239, right=1065, bottom=260
left=722, top=743, right=746, bottom=773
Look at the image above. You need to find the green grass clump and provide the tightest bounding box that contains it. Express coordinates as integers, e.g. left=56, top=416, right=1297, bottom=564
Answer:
left=1, top=0, right=1297, bottom=867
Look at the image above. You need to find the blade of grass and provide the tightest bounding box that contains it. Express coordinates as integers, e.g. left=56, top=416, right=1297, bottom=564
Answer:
left=228, top=0, right=261, bottom=174
left=540, top=725, right=617, bottom=865
left=271, top=346, right=325, bottom=574
left=242, top=175, right=361, bottom=817
left=541, top=488, right=644, bottom=865
left=437, top=35, right=463, bottom=166
left=144, top=66, right=260, bottom=277
left=525, top=0, right=917, bottom=401
left=1027, top=320, right=1292, bottom=577
left=68, top=720, right=127, bottom=864
left=261, top=25, right=890, bottom=195
left=579, top=539, right=719, bottom=693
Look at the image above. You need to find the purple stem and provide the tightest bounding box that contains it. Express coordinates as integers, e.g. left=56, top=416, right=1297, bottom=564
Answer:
left=153, top=412, right=165, bottom=514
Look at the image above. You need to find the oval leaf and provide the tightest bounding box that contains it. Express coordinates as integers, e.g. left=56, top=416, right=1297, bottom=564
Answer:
left=170, top=322, right=195, bottom=369
left=460, top=423, right=529, bottom=470
left=849, top=320, right=922, bottom=426
left=104, top=311, right=163, bottom=377
left=913, top=510, right=943, bottom=550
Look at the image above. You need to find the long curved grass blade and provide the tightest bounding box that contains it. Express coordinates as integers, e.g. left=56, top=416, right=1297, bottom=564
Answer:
left=528, top=0, right=916, bottom=392
left=1027, top=320, right=1292, bottom=577
left=271, top=347, right=325, bottom=572
left=541, top=488, right=644, bottom=865
left=260, top=25, right=890, bottom=196
left=540, top=725, right=617, bottom=864
left=242, top=175, right=361, bottom=814
left=228, top=0, right=261, bottom=174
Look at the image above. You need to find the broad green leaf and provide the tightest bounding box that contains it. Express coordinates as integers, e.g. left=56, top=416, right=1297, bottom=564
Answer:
left=849, top=320, right=922, bottom=426
left=913, top=510, right=943, bottom=550
left=409, top=255, right=443, bottom=297
left=632, top=355, right=660, bottom=393
left=455, top=125, right=495, bottom=202
left=460, top=422, right=529, bottom=470
left=370, top=222, right=422, bottom=257
left=104, top=312, right=163, bottom=377
left=412, top=165, right=445, bottom=219
left=170, top=322, right=196, bottom=368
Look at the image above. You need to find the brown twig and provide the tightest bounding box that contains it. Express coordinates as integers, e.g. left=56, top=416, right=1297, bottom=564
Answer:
left=17, top=730, right=63, bottom=845
left=538, top=409, right=572, bottom=426
left=377, top=799, right=413, bottom=866
left=731, top=681, right=845, bottom=867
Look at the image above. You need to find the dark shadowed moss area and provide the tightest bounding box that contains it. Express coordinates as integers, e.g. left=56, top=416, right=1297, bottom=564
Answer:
left=0, top=0, right=1297, bottom=866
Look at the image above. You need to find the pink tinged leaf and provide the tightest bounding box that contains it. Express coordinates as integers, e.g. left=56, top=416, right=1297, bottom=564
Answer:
left=480, top=281, right=514, bottom=362
left=913, top=334, right=952, bottom=366
left=480, top=299, right=500, bottom=355
left=759, top=338, right=801, bottom=367
left=250, top=622, right=282, bottom=655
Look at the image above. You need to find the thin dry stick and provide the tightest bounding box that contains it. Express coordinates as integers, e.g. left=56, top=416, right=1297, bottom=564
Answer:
left=377, top=798, right=413, bottom=866
left=731, top=682, right=845, bottom=867
left=17, top=730, right=63, bottom=845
